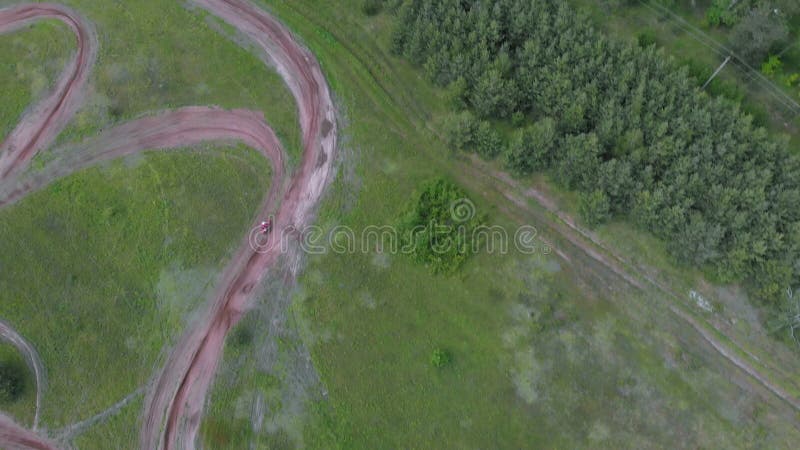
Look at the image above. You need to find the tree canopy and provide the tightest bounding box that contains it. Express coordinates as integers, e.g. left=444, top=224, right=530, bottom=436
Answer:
left=390, top=0, right=800, bottom=305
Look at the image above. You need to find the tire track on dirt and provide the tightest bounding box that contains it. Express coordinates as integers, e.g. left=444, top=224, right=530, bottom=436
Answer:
left=0, top=2, right=97, bottom=180
left=142, top=1, right=337, bottom=448
left=0, top=1, right=337, bottom=448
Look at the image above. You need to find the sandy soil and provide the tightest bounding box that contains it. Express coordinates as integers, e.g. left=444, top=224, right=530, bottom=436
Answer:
left=0, top=1, right=336, bottom=449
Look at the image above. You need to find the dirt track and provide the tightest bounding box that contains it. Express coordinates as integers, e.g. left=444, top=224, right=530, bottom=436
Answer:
left=0, top=3, right=97, bottom=180
left=0, top=0, right=336, bottom=449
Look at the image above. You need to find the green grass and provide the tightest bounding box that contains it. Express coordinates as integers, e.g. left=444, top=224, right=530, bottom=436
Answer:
left=199, top=1, right=800, bottom=448
left=33, top=0, right=302, bottom=162
left=2, top=0, right=799, bottom=447
left=0, top=0, right=301, bottom=438
left=0, top=145, right=270, bottom=429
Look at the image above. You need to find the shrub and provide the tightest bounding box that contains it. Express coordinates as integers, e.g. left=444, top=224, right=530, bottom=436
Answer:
left=579, top=190, right=611, bottom=227
left=443, top=111, right=477, bottom=152
left=761, top=55, right=783, bottom=76
left=431, top=348, right=452, bottom=368
left=505, top=117, right=557, bottom=175
left=474, top=121, right=504, bottom=159
left=637, top=30, right=657, bottom=48
left=398, top=179, right=484, bottom=274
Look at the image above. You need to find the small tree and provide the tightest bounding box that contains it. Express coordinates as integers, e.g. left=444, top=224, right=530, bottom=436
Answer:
left=772, top=287, right=800, bottom=348
left=474, top=121, right=504, bottom=159
left=761, top=55, right=783, bottom=75
left=398, top=179, right=484, bottom=274
left=579, top=190, right=611, bottom=227
left=431, top=348, right=452, bottom=368
left=730, top=7, right=789, bottom=65
left=444, top=111, right=477, bottom=152
left=505, top=117, right=557, bottom=175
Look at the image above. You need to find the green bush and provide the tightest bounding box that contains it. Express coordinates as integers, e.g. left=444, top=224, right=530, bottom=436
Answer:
left=637, top=30, right=657, bottom=48
left=761, top=55, right=783, bottom=76
left=579, top=190, right=612, bottom=227
left=443, top=111, right=477, bottom=152
left=505, top=117, right=557, bottom=175
left=431, top=348, right=452, bottom=368
left=474, top=121, right=505, bottom=159
left=398, top=179, right=484, bottom=274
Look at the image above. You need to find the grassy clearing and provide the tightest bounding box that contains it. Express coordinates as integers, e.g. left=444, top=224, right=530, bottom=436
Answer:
left=25, top=0, right=302, bottom=162
left=0, top=18, right=73, bottom=141
left=71, top=395, right=142, bottom=450
left=1, top=0, right=301, bottom=438
left=0, top=145, right=270, bottom=429
left=198, top=0, right=800, bottom=448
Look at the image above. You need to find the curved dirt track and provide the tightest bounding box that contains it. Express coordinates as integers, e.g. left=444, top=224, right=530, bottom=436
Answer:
left=0, top=413, right=56, bottom=450
left=1, top=106, right=287, bottom=209
left=0, top=2, right=97, bottom=180
left=142, top=1, right=337, bottom=448
left=0, top=0, right=337, bottom=448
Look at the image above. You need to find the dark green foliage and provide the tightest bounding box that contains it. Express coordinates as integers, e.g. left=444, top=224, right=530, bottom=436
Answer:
left=729, top=7, right=790, bottom=65
left=505, top=117, right=557, bottom=175
left=0, top=360, right=26, bottom=403
left=444, top=77, right=468, bottom=111
left=474, top=121, right=504, bottom=159
left=361, top=0, right=384, bottom=16
left=579, top=190, right=612, bottom=227
left=399, top=179, right=484, bottom=274
left=637, top=30, right=657, bottom=48
left=391, top=0, right=800, bottom=306
left=431, top=348, right=452, bottom=368
left=706, top=0, right=742, bottom=26
left=443, top=111, right=477, bottom=151
left=706, top=0, right=799, bottom=27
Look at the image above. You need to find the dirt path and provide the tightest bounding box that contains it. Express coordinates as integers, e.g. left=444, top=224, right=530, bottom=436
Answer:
left=0, top=320, right=45, bottom=430
left=0, top=2, right=97, bottom=180
left=141, top=2, right=337, bottom=448
left=1, top=106, right=287, bottom=209
left=0, top=414, right=56, bottom=450
left=0, top=1, right=337, bottom=449
left=463, top=156, right=800, bottom=413
left=54, top=387, right=144, bottom=443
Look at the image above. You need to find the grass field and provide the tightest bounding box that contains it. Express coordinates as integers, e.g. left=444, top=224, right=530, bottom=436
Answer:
left=199, top=0, right=800, bottom=448
left=0, top=145, right=271, bottom=431
left=0, top=0, right=302, bottom=443
left=1, top=0, right=799, bottom=447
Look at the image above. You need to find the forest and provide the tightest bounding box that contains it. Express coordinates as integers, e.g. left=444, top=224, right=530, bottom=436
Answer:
left=388, top=0, right=800, bottom=328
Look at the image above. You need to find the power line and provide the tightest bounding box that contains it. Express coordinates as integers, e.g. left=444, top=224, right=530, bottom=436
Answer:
left=638, top=0, right=800, bottom=117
